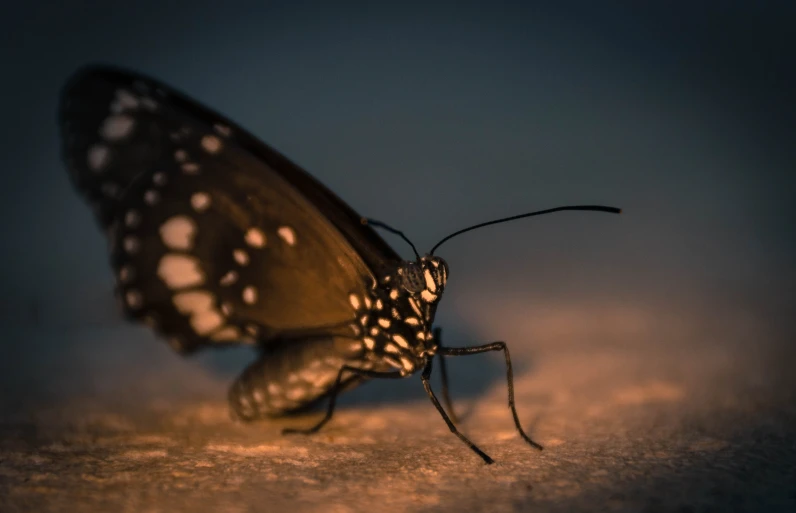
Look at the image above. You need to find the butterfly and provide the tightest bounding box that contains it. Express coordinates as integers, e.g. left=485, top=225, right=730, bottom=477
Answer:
left=59, top=64, right=620, bottom=464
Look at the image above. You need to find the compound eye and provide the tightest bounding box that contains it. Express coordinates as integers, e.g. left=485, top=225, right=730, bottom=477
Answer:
left=400, top=262, right=425, bottom=293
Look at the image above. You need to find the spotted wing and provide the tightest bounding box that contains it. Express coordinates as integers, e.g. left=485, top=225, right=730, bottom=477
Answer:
left=59, top=65, right=402, bottom=353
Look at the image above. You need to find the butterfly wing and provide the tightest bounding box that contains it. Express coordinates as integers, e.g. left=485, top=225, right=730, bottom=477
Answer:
left=59, top=65, right=401, bottom=354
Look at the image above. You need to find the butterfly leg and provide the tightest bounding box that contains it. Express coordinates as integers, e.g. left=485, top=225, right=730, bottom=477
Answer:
left=282, top=365, right=403, bottom=435
left=438, top=342, right=544, bottom=451
left=433, top=327, right=459, bottom=424
left=421, top=358, right=495, bottom=464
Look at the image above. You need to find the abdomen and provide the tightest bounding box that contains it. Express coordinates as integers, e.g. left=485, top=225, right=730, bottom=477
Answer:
left=228, top=335, right=373, bottom=419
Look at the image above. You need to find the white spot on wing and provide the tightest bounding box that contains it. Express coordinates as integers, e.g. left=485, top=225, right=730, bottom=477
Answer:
left=349, top=294, right=361, bottom=310
left=219, top=270, right=237, bottom=286
left=191, top=192, right=211, bottom=212
left=125, top=290, right=142, bottom=309
left=123, top=236, right=139, bottom=253
left=182, top=162, right=199, bottom=174
left=233, top=249, right=249, bottom=266
left=242, top=286, right=257, bottom=304
left=144, top=190, right=159, bottom=205
left=157, top=254, right=204, bottom=289
left=152, top=172, right=167, bottom=186
left=378, top=318, right=391, bottom=328
left=173, top=290, right=214, bottom=314
left=191, top=311, right=223, bottom=336
left=277, top=226, right=296, bottom=246
left=172, top=290, right=223, bottom=336
left=201, top=135, right=222, bottom=154
left=87, top=145, right=110, bottom=171
left=174, top=149, right=187, bottom=162
left=363, top=337, right=375, bottom=350
left=245, top=228, right=266, bottom=248
left=101, top=115, right=134, bottom=140
left=160, top=216, right=196, bottom=250
left=119, top=266, right=133, bottom=283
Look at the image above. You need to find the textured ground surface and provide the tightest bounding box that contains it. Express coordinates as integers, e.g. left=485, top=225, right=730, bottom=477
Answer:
left=2, top=300, right=795, bottom=513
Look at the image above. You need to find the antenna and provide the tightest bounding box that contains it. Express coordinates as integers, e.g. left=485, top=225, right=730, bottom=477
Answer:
left=362, top=218, right=420, bottom=260
left=430, top=205, right=621, bottom=255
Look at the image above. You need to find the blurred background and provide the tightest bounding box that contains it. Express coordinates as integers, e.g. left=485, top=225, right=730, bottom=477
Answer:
left=0, top=1, right=794, bottom=509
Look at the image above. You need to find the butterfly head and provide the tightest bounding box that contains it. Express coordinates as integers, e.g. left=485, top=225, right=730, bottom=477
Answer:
left=399, top=255, right=448, bottom=304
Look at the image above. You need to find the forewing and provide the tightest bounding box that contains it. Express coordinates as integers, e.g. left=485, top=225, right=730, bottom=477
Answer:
left=59, top=65, right=399, bottom=353
left=59, top=65, right=401, bottom=271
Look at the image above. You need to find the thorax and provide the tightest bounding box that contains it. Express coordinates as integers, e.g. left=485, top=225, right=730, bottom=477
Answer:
left=347, top=255, right=448, bottom=376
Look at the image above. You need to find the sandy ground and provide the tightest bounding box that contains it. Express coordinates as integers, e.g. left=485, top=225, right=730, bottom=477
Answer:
left=2, top=300, right=795, bottom=512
